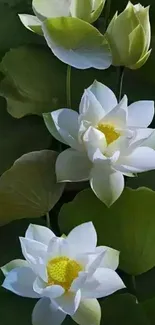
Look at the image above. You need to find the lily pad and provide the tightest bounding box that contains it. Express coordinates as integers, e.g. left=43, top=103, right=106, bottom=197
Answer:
left=0, top=46, right=67, bottom=117
left=0, top=150, right=65, bottom=226
left=59, top=187, right=155, bottom=275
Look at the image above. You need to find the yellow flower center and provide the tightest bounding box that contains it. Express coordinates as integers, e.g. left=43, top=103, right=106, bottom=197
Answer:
left=98, top=123, right=120, bottom=145
left=47, top=257, right=82, bottom=291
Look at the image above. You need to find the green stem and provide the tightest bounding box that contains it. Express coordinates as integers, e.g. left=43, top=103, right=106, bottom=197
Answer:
left=117, top=66, right=125, bottom=102
left=104, top=0, right=111, bottom=31
left=66, top=65, right=72, bottom=108
left=46, top=212, right=51, bottom=228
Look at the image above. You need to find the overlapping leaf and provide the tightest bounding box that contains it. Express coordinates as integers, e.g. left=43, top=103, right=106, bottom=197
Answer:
left=59, top=188, right=155, bottom=275
left=0, top=150, right=65, bottom=226
left=0, top=97, right=52, bottom=175
left=0, top=46, right=67, bottom=117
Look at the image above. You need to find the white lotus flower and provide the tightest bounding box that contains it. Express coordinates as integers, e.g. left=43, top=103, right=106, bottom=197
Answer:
left=44, top=80, right=155, bottom=206
left=1, top=223, right=124, bottom=325
left=18, top=1, right=111, bottom=70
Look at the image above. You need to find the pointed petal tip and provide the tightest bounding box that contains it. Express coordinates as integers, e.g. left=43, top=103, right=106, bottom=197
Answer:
left=19, top=236, right=24, bottom=243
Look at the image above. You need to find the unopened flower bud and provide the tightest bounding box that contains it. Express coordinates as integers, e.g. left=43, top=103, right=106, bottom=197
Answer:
left=106, top=2, right=151, bottom=69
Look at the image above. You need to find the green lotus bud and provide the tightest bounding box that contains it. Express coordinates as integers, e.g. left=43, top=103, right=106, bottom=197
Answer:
left=71, top=0, right=106, bottom=23
left=32, top=0, right=106, bottom=23
left=106, top=1, right=151, bottom=69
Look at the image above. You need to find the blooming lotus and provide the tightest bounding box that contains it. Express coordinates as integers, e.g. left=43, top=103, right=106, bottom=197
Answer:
left=19, top=0, right=111, bottom=70
left=106, top=2, right=151, bottom=69
left=1, top=223, right=124, bottom=325
left=44, top=80, right=155, bottom=206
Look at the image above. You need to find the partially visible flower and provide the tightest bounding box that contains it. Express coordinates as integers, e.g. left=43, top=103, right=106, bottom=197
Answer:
left=18, top=0, right=111, bottom=70
left=44, top=80, right=155, bottom=206
left=1, top=223, right=124, bottom=325
left=32, top=0, right=106, bottom=23
left=106, top=2, right=151, bottom=69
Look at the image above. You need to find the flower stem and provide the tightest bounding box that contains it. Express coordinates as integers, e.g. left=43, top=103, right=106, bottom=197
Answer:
left=46, top=212, right=51, bottom=228
left=104, top=0, right=111, bottom=30
left=66, top=65, right=72, bottom=108
left=117, top=66, right=125, bottom=102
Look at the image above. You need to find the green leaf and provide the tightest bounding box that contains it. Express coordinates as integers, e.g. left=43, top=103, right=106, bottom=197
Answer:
left=0, top=76, right=52, bottom=118
left=127, top=171, right=155, bottom=191
left=1, top=259, right=27, bottom=276
left=0, top=3, right=41, bottom=54
left=142, top=297, right=155, bottom=325
left=0, top=0, right=31, bottom=9
left=0, top=150, right=65, bottom=226
left=135, top=268, right=155, bottom=302
left=59, top=188, right=155, bottom=275
left=100, top=294, right=149, bottom=325
left=0, top=97, right=51, bottom=175
left=0, top=46, right=67, bottom=117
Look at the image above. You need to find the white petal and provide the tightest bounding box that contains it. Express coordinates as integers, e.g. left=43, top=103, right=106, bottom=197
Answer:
left=105, top=135, right=130, bottom=158
left=51, top=109, right=82, bottom=151
left=75, top=250, right=105, bottom=275
left=67, top=222, right=97, bottom=255
left=81, top=268, right=125, bottom=298
left=86, top=251, right=106, bottom=275
left=70, top=272, right=88, bottom=292
left=56, top=149, right=91, bottom=182
left=43, top=112, right=66, bottom=144
left=142, top=129, right=155, bottom=149
left=75, top=254, right=94, bottom=271
left=20, top=238, right=47, bottom=261
left=32, top=298, right=66, bottom=325
left=47, top=237, right=70, bottom=260
left=78, top=120, right=91, bottom=142
left=113, top=165, right=134, bottom=177
left=33, top=276, right=46, bottom=294
left=71, top=299, right=101, bottom=325
left=72, top=44, right=112, bottom=70
left=43, top=286, right=65, bottom=299
left=33, top=277, right=64, bottom=298
left=55, top=290, right=81, bottom=315
left=128, top=101, right=154, bottom=127
left=118, top=147, right=155, bottom=173
left=18, top=14, right=41, bottom=32
left=2, top=267, right=39, bottom=298
left=42, top=26, right=111, bottom=70
left=19, top=237, right=47, bottom=281
left=95, top=246, right=120, bottom=270
left=79, top=89, right=105, bottom=125
left=1, top=259, right=28, bottom=276
left=33, top=0, right=70, bottom=20
left=101, top=95, right=128, bottom=128
left=128, top=128, right=154, bottom=150
left=83, top=126, right=107, bottom=161
left=90, top=161, right=124, bottom=207
left=89, top=80, right=117, bottom=114
left=26, top=224, right=55, bottom=246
